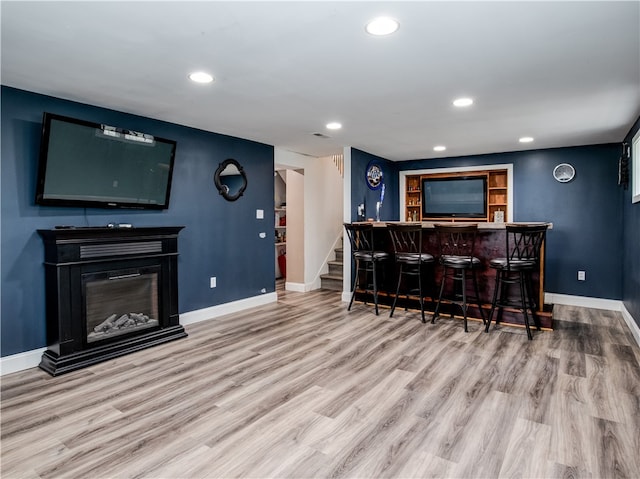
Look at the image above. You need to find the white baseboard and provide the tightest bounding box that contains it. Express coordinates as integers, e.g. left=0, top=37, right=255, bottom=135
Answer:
left=545, top=292, right=622, bottom=311
left=285, top=282, right=307, bottom=292
left=1, top=293, right=278, bottom=377
left=285, top=280, right=322, bottom=292
left=0, top=347, right=47, bottom=376
left=621, top=303, right=640, bottom=350
left=546, top=292, right=640, bottom=349
left=180, top=292, right=278, bottom=325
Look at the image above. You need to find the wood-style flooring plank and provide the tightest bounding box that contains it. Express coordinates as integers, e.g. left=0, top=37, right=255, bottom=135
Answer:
left=497, top=416, right=553, bottom=478
left=1, top=292, right=639, bottom=479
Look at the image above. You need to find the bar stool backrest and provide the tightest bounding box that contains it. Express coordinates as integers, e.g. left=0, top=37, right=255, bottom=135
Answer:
left=343, top=223, right=375, bottom=255
left=387, top=224, right=423, bottom=256
left=505, top=223, right=548, bottom=266
left=434, top=223, right=478, bottom=259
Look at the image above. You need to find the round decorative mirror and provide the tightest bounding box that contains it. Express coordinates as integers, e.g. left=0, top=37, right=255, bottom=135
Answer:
left=214, top=158, right=247, bottom=201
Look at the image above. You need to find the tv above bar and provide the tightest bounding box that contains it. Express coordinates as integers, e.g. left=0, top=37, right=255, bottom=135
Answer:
left=404, top=168, right=509, bottom=223
left=422, top=176, right=487, bottom=218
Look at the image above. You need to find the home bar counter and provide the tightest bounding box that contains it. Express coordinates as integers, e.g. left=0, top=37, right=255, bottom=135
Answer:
left=351, top=221, right=553, bottom=330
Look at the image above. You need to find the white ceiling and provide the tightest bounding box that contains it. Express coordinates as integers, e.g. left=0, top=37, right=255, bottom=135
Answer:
left=2, top=1, right=639, bottom=161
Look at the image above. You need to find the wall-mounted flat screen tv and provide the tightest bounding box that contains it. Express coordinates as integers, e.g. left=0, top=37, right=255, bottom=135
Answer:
left=35, top=112, right=177, bottom=210
left=422, top=176, right=487, bottom=218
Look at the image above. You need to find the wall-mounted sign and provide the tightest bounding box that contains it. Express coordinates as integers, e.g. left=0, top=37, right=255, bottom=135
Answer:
left=365, top=160, right=384, bottom=190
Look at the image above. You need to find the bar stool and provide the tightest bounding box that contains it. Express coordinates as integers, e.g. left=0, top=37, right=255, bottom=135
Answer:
left=387, top=223, right=435, bottom=322
left=343, top=223, right=389, bottom=315
left=432, top=223, right=486, bottom=332
left=485, top=223, right=548, bottom=340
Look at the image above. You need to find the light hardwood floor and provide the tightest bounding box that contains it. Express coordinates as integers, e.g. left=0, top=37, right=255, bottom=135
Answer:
left=2, top=288, right=639, bottom=479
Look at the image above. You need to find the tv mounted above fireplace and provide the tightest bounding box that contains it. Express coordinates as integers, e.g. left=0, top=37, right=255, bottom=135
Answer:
left=35, top=112, right=177, bottom=210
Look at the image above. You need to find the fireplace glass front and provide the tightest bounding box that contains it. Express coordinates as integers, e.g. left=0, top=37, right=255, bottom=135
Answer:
left=83, top=266, right=160, bottom=344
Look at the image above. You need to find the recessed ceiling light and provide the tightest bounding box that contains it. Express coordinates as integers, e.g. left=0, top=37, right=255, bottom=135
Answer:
left=365, top=17, right=399, bottom=36
left=519, top=136, right=534, bottom=143
left=453, top=98, right=473, bottom=107
left=433, top=145, right=447, bottom=152
left=188, top=71, right=214, bottom=84
left=326, top=122, right=342, bottom=130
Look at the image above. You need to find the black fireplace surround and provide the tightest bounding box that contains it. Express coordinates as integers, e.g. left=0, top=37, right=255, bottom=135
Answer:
left=37, top=227, right=187, bottom=375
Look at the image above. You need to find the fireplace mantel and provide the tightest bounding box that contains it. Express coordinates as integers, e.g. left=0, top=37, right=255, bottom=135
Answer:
left=37, top=226, right=187, bottom=375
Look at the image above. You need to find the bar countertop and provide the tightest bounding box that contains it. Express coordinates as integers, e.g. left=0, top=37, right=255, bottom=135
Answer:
left=356, top=221, right=553, bottom=230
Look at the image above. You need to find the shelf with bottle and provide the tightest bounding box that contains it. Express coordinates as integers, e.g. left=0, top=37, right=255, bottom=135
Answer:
left=275, top=207, right=286, bottom=229
left=406, top=176, right=422, bottom=193
left=274, top=206, right=287, bottom=247
left=275, top=229, right=286, bottom=244
left=487, top=171, right=508, bottom=222
left=405, top=175, right=423, bottom=222
left=406, top=209, right=420, bottom=222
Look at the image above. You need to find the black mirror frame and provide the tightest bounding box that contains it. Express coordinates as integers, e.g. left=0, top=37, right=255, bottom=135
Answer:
left=214, top=158, right=247, bottom=201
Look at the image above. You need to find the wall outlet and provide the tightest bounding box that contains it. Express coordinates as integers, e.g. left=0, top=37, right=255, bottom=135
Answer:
left=577, top=270, right=586, bottom=281
left=210, top=276, right=217, bottom=288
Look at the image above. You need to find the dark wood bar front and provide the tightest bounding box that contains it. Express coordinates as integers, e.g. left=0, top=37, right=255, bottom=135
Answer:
left=351, top=222, right=553, bottom=330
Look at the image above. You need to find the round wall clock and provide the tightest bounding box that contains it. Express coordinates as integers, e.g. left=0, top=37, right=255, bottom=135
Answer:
left=553, top=163, right=575, bottom=183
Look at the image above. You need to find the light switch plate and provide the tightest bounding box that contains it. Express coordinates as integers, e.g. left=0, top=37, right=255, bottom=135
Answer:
left=256, top=209, right=264, bottom=219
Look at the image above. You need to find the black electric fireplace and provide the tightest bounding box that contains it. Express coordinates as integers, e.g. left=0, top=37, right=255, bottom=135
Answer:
left=84, top=266, right=161, bottom=344
left=37, top=227, right=187, bottom=375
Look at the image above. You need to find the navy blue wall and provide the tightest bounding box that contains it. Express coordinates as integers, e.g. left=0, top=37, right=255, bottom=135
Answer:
left=350, top=148, right=399, bottom=221
left=622, top=116, right=640, bottom=328
left=398, top=145, right=624, bottom=300
left=1, top=86, right=275, bottom=357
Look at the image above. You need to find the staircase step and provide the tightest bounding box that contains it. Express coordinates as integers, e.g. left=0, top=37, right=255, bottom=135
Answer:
left=320, top=274, right=342, bottom=291
left=322, top=240, right=343, bottom=291
left=321, top=273, right=342, bottom=280
left=328, top=260, right=342, bottom=276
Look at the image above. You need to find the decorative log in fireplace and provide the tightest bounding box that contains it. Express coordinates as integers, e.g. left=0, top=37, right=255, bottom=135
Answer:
left=37, top=226, right=187, bottom=375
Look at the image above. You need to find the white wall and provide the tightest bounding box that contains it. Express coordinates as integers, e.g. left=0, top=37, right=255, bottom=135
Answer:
left=275, top=148, right=344, bottom=290
left=342, top=147, right=353, bottom=302
left=286, top=168, right=305, bottom=283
